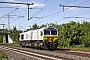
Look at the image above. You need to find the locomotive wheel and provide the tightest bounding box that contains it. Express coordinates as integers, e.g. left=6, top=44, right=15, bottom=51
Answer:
left=35, top=46, right=39, bottom=50
left=43, top=43, right=47, bottom=50
left=49, top=43, right=55, bottom=51
left=51, top=47, right=55, bottom=51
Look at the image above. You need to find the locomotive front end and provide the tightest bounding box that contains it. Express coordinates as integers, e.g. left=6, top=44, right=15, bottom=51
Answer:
left=43, top=26, right=58, bottom=50
left=43, top=36, right=58, bottom=42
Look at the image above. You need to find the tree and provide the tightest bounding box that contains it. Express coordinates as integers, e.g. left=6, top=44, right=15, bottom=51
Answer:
left=40, top=24, right=46, bottom=28
left=32, top=23, right=38, bottom=30
left=58, top=21, right=89, bottom=48
left=9, top=26, right=20, bottom=44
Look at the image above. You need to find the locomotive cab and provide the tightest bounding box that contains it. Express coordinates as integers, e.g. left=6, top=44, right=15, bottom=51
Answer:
left=43, top=26, right=58, bottom=50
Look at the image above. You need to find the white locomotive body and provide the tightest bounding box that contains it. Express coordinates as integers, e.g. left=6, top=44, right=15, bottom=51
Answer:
left=19, top=26, right=58, bottom=50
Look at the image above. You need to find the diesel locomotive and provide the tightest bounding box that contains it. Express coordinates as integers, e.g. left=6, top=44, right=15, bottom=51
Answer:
left=19, top=25, right=58, bottom=50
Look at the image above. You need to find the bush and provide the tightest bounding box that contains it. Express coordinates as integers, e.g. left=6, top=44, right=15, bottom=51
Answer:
left=0, top=51, right=8, bottom=60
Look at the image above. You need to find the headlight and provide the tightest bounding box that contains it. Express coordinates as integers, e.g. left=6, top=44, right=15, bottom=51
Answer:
left=54, top=38, right=58, bottom=40
left=44, top=37, right=47, bottom=40
left=54, top=38, right=58, bottom=42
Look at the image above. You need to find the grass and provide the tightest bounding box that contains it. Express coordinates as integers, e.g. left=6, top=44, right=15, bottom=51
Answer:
left=70, top=45, right=90, bottom=51
left=0, top=51, right=8, bottom=60
left=70, top=47, right=90, bottom=51
left=58, top=45, right=90, bottom=51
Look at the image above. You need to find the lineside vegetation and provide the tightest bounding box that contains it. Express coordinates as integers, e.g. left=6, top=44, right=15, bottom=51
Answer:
left=0, top=21, right=90, bottom=50
left=0, top=51, right=8, bottom=60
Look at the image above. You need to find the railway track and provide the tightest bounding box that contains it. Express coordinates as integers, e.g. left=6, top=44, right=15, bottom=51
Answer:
left=0, top=44, right=90, bottom=60
left=0, top=44, right=70, bottom=60
left=56, top=48, right=90, bottom=57
left=0, top=46, right=62, bottom=60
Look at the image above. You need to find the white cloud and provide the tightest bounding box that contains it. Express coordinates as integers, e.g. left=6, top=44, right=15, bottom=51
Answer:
left=4, top=0, right=44, bottom=8
left=66, top=7, right=79, bottom=11
left=30, top=3, right=44, bottom=7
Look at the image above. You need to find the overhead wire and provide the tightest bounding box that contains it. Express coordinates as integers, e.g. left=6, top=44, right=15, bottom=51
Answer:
left=28, top=0, right=48, bottom=20
left=3, top=0, right=33, bottom=25
left=19, top=0, right=48, bottom=27
left=0, top=6, right=16, bottom=23
left=0, top=1, right=29, bottom=28
left=59, top=0, right=90, bottom=21
left=40, top=0, right=90, bottom=24
left=21, top=0, right=78, bottom=27
left=59, top=8, right=90, bottom=23
left=77, top=0, right=90, bottom=5
left=0, top=8, right=18, bottom=19
left=10, top=0, right=48, bottom=29
left=56, top=3, right=90, bottom=22
left=38, top=0, right=77, bottom=16
left=13, top=0, right=90, bottom=29
left=10, top=15, right=24, bottom=23
left=43, top=0, right=90, bottom=18
left=54, top=11, right=90, bottom=24
left=29, top=8, right=43, bottom=20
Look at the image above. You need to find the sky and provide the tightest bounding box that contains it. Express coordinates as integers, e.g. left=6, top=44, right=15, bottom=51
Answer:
left=0, top=0, right=90, bottom=30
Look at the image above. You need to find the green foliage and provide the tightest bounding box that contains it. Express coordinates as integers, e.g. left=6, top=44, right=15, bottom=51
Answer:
left=9, top=26, right=20, bottom=44
left=8, top=21, right=90, bottom=49
left=0, top=51, right=8, bottom=59
left=0, top=35, right=3, bottom=43
left=40, top=24, right=46, bottom=28
left=58, top=21, right=90, bottom=48
left=32, top=23, right=39, bottom=30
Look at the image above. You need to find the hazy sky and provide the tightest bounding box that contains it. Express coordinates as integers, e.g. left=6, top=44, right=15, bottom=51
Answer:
left=0, top=0, right=90, bottom=30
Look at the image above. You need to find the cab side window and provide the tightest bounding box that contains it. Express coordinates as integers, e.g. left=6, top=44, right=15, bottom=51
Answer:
left=21, top=34, right=24, bottom=39
left=40, top=31, right=43, bottom=36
